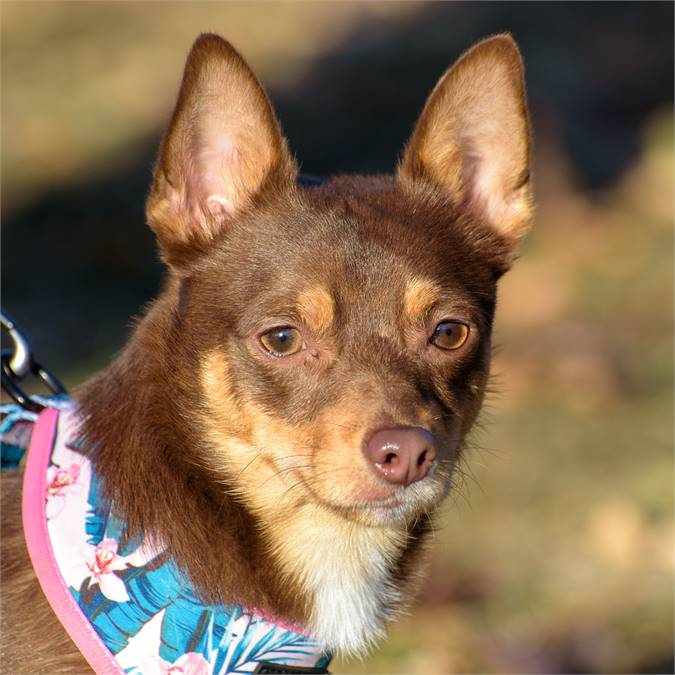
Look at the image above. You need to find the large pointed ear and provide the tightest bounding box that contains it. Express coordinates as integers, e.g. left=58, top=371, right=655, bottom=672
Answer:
left=146, top=34, right=297, bottom=268
left=398, top=34, right=533, bottom=261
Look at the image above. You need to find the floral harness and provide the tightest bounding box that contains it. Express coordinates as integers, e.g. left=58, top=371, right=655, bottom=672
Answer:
left=1, top=401, right=331, bottom=675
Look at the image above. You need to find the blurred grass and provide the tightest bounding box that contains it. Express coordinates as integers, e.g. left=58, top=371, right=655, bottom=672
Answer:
left=2, top=3, right=673, bottom=673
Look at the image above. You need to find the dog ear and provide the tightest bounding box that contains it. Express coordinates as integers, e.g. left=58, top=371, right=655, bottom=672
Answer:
left=147, top=34, right=297, bottom=268
left=398, top=34, right=533, bottom=260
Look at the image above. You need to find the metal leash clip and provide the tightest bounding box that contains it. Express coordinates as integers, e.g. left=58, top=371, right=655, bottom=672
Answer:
left=1, top=311, right=67, bottom=412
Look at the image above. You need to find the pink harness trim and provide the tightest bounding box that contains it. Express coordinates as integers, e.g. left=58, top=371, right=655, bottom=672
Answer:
left=22, top=407, right=124, bottom=674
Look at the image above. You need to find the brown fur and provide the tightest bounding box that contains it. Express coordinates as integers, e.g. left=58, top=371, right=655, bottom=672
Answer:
left=1, top=32, right=532, bottom=670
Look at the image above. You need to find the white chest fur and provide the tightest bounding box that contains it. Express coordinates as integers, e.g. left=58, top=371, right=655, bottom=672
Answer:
left=268, top=506, right=406, bottom=656
left=308, top=536, right=401, bottom=655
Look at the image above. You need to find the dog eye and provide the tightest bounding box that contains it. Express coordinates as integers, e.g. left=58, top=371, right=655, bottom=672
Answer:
left=431, top=321, right=469, bottom=351
left=259, top=327, right=304, bottom=357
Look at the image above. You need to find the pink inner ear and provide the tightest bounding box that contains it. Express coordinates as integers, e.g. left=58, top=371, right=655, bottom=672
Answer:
left=206, top=195, right=232, bottom=217
left=463, top=135, right=531, bottom=240
left=185, top=139, right=240, bottom=225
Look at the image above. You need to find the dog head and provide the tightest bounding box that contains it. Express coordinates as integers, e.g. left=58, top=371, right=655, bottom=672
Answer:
left=145, top=33, right=532, bottom=529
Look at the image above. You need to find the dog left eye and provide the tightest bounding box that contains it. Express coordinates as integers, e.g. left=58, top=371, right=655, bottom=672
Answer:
left=431, top=321, right=470, bottom=351
left=259, top=327, right=304, bottom=357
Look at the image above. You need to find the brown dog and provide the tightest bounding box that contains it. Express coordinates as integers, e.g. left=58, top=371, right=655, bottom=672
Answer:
left=1, top=32, right=532, bottom=673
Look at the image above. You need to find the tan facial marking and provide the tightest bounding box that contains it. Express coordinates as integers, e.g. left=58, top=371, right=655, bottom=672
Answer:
left=199, top=350, right=255, bottom=450
left=199, top=349, right=314, bottom=510
left=297, top=285, right=334, bottom=333
left=403, top=277, right=440, bottom=323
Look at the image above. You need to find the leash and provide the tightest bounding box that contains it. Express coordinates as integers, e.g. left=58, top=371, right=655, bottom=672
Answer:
left=1, top=311, right=67, bottom=412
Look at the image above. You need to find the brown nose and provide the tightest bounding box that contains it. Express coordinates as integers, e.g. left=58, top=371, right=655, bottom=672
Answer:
left=365, top=427, right=437, bottom=487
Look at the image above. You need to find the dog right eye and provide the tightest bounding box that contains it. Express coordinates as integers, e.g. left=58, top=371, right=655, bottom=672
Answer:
left=431, top=320, right=470, bottom=351
left=259, top=327, right=304, bottom=357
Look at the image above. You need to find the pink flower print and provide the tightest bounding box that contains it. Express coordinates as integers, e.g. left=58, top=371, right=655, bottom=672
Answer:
left=141, top=652, right=210, bottom=675
left=45, top=463, right=82, bottom=519
left=47, top=463, right=80, bottom=495
left=78, top=538, right=131, bottom=602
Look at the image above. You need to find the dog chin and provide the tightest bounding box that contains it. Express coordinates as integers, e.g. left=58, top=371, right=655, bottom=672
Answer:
left=362, top=483, right=448, bottom=526
left=324, top=478, right=449, bottom=527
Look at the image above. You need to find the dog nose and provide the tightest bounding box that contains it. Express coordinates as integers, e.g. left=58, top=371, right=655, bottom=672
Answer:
left=365, top=427, right=437, bottom=486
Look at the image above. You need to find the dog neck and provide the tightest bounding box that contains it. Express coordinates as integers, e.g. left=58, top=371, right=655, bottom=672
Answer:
left=264, top=503, right=410, bottom=655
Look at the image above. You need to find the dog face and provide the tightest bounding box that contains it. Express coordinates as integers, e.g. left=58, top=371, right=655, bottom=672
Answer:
left=146, top=34, right=532, bottom=529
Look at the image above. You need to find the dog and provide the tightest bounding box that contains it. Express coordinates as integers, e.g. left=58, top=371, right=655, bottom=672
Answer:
left=1, top=32, right=533, bottom=674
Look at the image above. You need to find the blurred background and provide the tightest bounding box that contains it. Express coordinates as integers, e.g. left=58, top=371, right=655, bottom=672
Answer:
left=2, top=2, right=673, bottom=673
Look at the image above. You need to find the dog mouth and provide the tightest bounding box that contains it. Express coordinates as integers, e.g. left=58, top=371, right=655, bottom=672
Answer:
left=283, top=459, right=450, bottom=524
